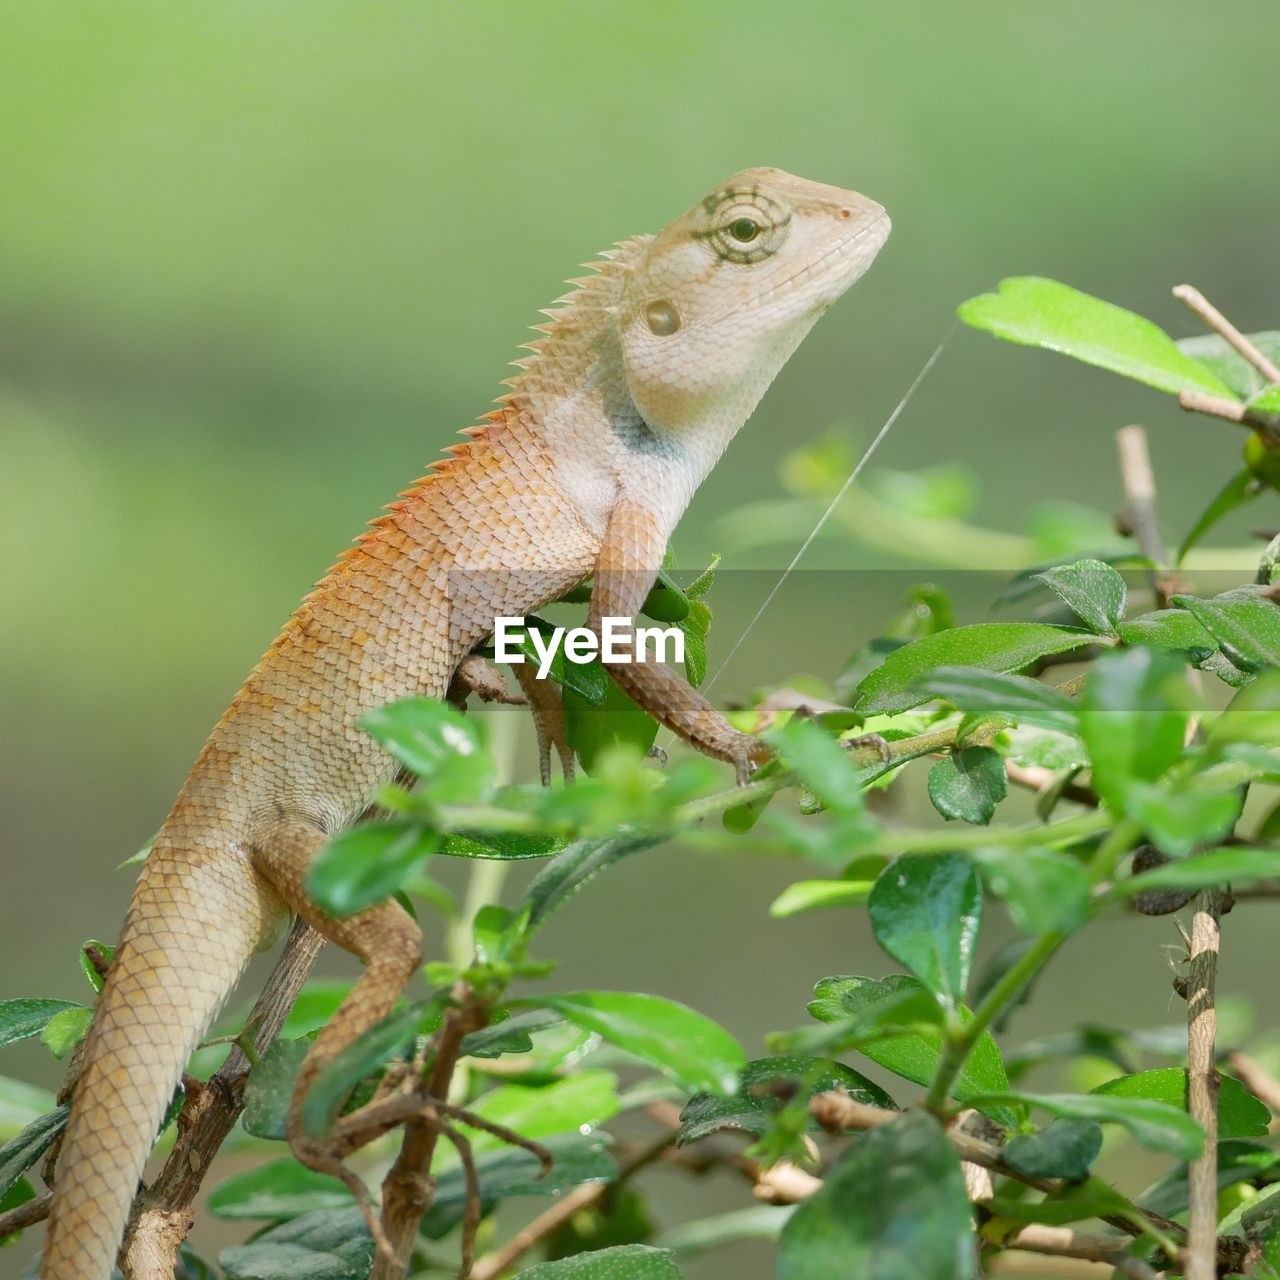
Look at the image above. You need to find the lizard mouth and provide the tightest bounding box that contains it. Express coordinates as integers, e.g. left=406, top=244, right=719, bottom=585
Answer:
left=706, top=212, right=890, bottom=327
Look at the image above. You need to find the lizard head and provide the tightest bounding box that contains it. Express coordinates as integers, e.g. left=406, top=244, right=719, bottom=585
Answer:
left=619, top=166, right=889, bottom=441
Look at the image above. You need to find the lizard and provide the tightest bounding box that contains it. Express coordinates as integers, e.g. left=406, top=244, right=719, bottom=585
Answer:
left=39, top=166, right=890, bottom=1279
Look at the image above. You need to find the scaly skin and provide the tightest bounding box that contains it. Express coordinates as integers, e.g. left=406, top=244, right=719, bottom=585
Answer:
left=41, top=167, right=889, bottom=1278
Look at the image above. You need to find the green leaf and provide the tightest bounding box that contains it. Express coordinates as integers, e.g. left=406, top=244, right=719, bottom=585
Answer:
left=766, top=716, right=866, bottom=814
left=640, top=571, right=691, bottom=624
left=678, top=1056, right=893, bottom=1145
left=1173, top=590, right=1280, bottom=671
left=1177, top=331, right=1280, bottom=399
left=78, top=940, right=115, bottom=994
left=1036, top=559, right=1128, bottom=634
left=423, top=1132, right=616, bottom=1238
left=244, top=1037, right=311, bottom=1140
left=565, top=680, right=660, bottom=772
left=308, top=820, right=439, bottom=917
left=996, top=726, right=1089, bottom=771
left=220, top=1206, right=374, bottom=1280
left=769, top=878, right=875, bottom=918
left=0, top=1000, right=83, bottom=1051
left=524, top=834, right=664, bottom=931
left=454, top=1071, right=621, bottom=1154
left=299, top=1003, right=422, bottom=1139
left=1127, top=784, right=1242, bottom=858
left=803, top=976, right=1014, bottom=1123
left=1079, top=647, right=1189, bottom=810
left=0, top=1078, right=56, bottom=1141
left=868, top=855, right=981, bottom=1010
left=914, top=667, right=1079, bottom=734
left=1121, top=848, right=1280, bottom=899
left=358, top=696, right=494, bottom=798
left=1117, top=608, right=1217, bottom=656
left=957, top=277, right=1235, bottom=398
left=1176, top=469, right=1259, bottom=566
left=926, top=747, right=1007, bottom=825
left=1002, top=1118, right=1102, bottom=1181
left=655, top=1205, right=794, bottom=1255
left=460, top=1009, right=565, bottom=1059
left=442, top=830, right=568, bottom=860
left=1251, top=384, right=1280, bottom=415
left=971, top=1089, right=1204, bottom=1157
left=856, top=624, right=1093, bottom=716
left=540, top=992, right=745, bottom=1095
left=509, top=617, right=612, bottom=705
left=986, top=1177, right=1132, bottom=1227
left=0, top=1106, right=69, bottom=1201
left=209, top=1160, right=353, bottom=1220
left=972, top=848, right=1090, bottom=934
left=1092, top=1068, right=1269, bottom=1139
left=778, top=1110, right=976, bottom=1280
left=515, top=1245, right=684, bottom=1279
left=40, top=1006, right=92, bottom=1060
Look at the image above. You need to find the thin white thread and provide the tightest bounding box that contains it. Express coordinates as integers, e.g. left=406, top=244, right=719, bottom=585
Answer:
left=681, top=325, right=955, bottom=732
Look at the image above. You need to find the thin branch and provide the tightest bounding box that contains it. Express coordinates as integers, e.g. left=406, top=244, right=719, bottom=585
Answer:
left=1174, top=284, right=1280, bottom=385
left=1116, top=425, right=1174, bottom=606
left=121, top=920, right=325, bottom=1277
left=0, top=1190, right=52, bottom=1237
left=1227, top=1050, right=1280, bottom=1118
left=809, top=1094, right=1187, bottom=1250
left=1183, top=891, right=1224, bottom=1280
left=470, top=1128, right=675, bottom=1280
left=1006, top=1224, right=1161, bottom=1280
left=371, top=989, right=486, bottom=1280
left=1178, top=389, right=1249, bottom=424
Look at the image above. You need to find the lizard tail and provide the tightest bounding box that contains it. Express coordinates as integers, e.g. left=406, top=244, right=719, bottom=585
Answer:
left=41, top=838, right=285, bottom=1280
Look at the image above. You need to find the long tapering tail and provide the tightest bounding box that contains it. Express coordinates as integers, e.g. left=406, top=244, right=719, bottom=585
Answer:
left=41, top=841, right=284, bottom=1280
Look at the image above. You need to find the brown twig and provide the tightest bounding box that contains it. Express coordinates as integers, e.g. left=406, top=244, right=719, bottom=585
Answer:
left=120, top=919, right=325, bottom=1279
left=1183, top=891, right=1224, bottom=1280
left=1227, top=1050, right=1280, bottom=1119
left=1116, top=425, right=1175, bottom=606
left=371, top=988, right=487, bottom=1280
left=809, top=1094, right=1191, bottom=1252
left=1174, top=284, right=1280, bottom=385
left=1006, top=1224, right=1161, bottom=1280
left=0, top=1189, right=52, bottom=1238
left=1003, top=761, right=1098, bottom=809
left=470, top=1128, right=675, bottom=1280
left=1178, top=389, right=1250, bottom=424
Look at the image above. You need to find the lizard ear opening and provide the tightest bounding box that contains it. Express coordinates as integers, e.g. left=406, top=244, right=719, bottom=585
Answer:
left=645, top=300, right=681, bottom=336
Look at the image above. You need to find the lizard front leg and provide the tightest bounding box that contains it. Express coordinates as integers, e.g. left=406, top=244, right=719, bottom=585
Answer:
left=590, top=498, right=770, bottom=783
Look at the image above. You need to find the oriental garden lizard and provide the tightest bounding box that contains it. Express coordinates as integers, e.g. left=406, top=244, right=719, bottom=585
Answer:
left=40, top=167, right=890, bottom=1279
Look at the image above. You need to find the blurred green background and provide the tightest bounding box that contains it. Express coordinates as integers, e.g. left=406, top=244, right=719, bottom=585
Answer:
left=3, top=2, right=1280, bottom=1275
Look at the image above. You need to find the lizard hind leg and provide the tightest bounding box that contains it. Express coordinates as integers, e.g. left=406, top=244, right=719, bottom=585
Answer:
left=249, top=819, right=422, bottom=1203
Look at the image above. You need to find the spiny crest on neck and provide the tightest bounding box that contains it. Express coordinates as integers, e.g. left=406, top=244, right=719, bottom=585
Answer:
left=313, top=236, right=650, bottom=585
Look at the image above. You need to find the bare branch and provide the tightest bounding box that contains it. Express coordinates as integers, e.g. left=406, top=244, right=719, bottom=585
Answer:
left=1116, top=425, right=1174, bottom=606
left=469, top=1129, right=675, bottom=1280
left=1174, top=284, right=1280, bottom=385
left=1184, top=891, right=1224, bottom=1280
left=1007, top=1224, right=1161, bottom=1279
left=0, top=1190, right=52, bottom=1238
left=1227, top=1050, right=1280, bottom=1118
left=1178, top=389, right=1249, bottom=423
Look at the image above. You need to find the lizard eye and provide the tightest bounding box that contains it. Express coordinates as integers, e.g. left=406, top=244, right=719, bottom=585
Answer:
left=696, top=189, right=790, bottom=264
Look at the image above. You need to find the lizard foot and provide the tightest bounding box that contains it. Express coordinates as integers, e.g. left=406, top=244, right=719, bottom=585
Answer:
left=843, top=732, right=893, bottom=763
left=290, top=1134, right=398, bottom=1266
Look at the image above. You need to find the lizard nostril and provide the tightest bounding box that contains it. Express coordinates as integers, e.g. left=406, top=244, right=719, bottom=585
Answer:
left=839, top=207, right=852, bottom=219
